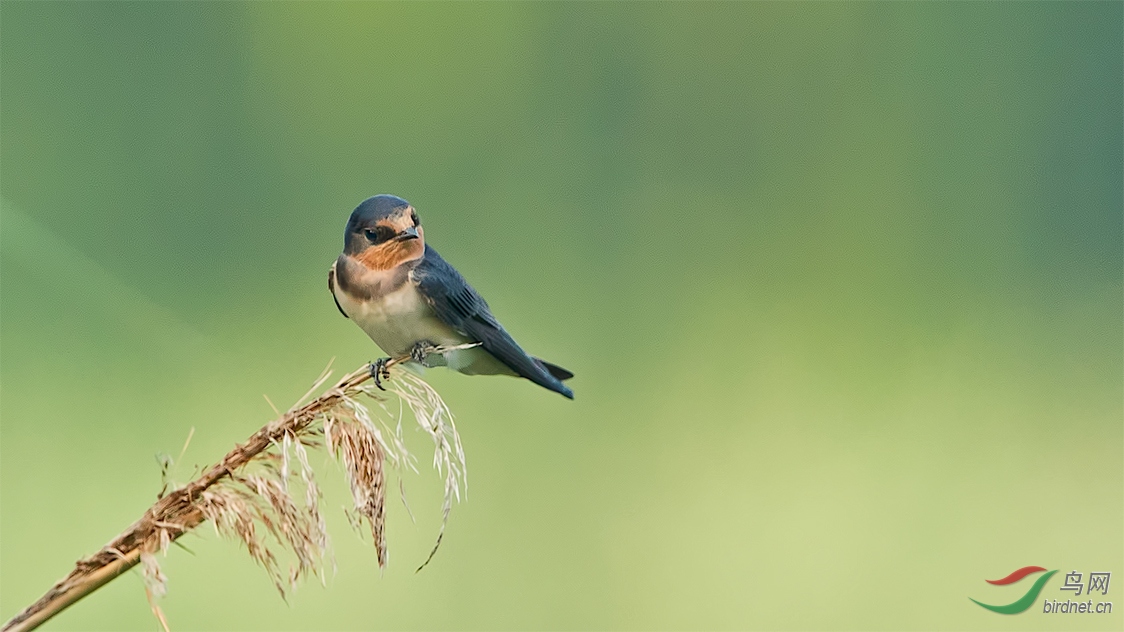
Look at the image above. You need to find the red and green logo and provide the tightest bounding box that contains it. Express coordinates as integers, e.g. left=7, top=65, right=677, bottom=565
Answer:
left=970, top=566, right=1057, bottom=614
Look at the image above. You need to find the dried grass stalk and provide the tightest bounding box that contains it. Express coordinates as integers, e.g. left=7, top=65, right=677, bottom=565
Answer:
left=325, top=409, right=387, bottom=566
left=2, top=345, right=475, bottom=632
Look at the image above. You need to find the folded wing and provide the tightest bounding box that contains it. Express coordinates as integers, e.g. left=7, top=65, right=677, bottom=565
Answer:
left=413, top=246, right=573, bottom=399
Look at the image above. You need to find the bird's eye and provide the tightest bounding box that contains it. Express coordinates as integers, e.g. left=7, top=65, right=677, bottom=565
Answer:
left=411, top=210, right=420, bottom=226
left=364, top=226, right=394, bottom=243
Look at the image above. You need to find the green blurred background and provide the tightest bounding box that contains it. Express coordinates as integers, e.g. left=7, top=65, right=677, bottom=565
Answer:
left=2, top=2, right=1120, bottom=630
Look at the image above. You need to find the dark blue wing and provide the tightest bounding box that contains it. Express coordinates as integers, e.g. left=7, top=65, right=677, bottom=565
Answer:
left=413, top=245, right=573, bottom=399
left=328, top=264, right=349, bottom=318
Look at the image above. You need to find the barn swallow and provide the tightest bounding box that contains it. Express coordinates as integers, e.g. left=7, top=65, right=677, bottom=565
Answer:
left=329, top=195, right=574, bottom=399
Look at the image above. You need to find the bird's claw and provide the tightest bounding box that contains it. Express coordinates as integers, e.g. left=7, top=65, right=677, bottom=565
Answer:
left=410, top=340, right=438, bottom=365
left=369, top=358, right=391, bottom=390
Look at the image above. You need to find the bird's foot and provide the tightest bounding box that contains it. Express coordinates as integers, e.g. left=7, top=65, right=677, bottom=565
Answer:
left=369, top=358, right=392, bottom=390
left=410, top=340, right=438, bottom=365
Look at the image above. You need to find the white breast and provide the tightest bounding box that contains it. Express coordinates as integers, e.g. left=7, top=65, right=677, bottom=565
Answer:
left=333, top=271, right=467, bottom=358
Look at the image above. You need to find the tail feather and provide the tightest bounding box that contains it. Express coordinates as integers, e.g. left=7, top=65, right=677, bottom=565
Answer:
left=536, top=359, right=574, bottom=382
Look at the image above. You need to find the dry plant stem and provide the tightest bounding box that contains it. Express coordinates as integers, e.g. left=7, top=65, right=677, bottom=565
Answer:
left=2, top=357, right=411, bottom=632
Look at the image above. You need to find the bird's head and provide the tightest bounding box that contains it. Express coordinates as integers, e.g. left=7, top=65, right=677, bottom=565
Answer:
left=343, top=194, right=425, bottom=270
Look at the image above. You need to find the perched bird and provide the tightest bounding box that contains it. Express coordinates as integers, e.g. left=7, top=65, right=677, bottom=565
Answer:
left=329, top=195, right=574, bottom=399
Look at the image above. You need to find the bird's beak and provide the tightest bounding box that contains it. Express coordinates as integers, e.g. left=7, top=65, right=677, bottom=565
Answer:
left=395, top=226, right=420, bottom=241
